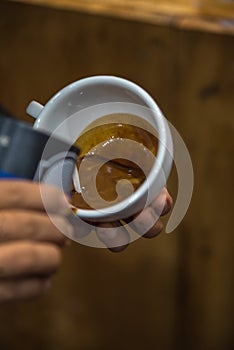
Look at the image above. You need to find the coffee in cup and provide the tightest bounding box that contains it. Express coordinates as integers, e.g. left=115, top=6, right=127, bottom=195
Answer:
left=71, top=113, right=158, bottom=210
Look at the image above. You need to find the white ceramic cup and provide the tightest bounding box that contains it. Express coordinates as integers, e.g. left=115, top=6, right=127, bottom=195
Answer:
left=27, top=75, right=173, bottom=221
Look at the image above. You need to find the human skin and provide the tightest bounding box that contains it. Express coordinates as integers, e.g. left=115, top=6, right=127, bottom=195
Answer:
left=95, top=187, right=173, bottom=252
left=0, top=181, right=72, bottom=303
left=0, top=181, right=172, bottom=302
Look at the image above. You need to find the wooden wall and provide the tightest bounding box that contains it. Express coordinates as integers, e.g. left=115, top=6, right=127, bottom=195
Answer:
left=0, top=1, right=233, bottom=350
left=12, top=0, right=234, bottom=35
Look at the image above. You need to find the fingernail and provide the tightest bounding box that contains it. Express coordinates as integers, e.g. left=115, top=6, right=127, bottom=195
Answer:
left=162, top=197, right=172, bottom=216
left=97, top=226, right=118, bottom=240
left=109, top=244, right=128, bottom=253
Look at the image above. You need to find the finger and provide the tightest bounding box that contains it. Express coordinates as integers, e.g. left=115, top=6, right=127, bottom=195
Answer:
left=0, top=181, right=70, bottom=215
left=142, top=219, right=163, bottom=238
left=128, top=206, right=163, bottom=238
left=0, top=241, right=62, bottom=278
left=96, top=222, right=130, bottom=252
left=0, top=210, right=72, bottom=246
left=150, top=187, right=173, bottom=216
left=0, top=278, right=51, bottom=304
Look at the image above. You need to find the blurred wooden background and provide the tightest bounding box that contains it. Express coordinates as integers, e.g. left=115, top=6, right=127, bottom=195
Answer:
left=10, top=0, right=234, bottom=34
left=0, top=1, right=233, bottom=349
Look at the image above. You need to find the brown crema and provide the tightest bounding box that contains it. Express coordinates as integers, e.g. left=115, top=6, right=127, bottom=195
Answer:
left=71, top=114, right=158, bottom=210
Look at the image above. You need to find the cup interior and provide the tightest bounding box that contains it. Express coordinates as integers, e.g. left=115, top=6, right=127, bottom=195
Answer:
left=34, top=76, right=158, bottom=134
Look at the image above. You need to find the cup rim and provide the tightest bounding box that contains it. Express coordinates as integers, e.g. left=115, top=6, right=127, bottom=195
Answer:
left=34, top=75, right=172, bottom=220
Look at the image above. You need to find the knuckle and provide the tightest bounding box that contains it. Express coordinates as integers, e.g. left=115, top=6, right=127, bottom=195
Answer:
left=1, top=182, right=42, bottom=210
left=6, top=182, right=24, bottom=207
left=97, top=226, right=118, bottom=240
left=50, top=216, right=71, bottom=241
left=0, top=212, right=45, bottom=242
left=131, top=207, right=160, bottom=235
left=20, top=213, right=66, bottom=243
left=135, top=207, right=154, bottom=226
left=22, top=215, right=40, bottom=238
left=143, top=219, right=163, bottom=238
left=19, top=242, right=40, bottom=268
left=0, top=212, right=10, bottom=241
left=49, top=245, right=62, bottom=267
left=17, top=242, right=61, bottom=273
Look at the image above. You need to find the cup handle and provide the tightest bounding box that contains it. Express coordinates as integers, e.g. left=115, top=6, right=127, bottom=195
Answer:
left=26, top=101, right=44, bottom=119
